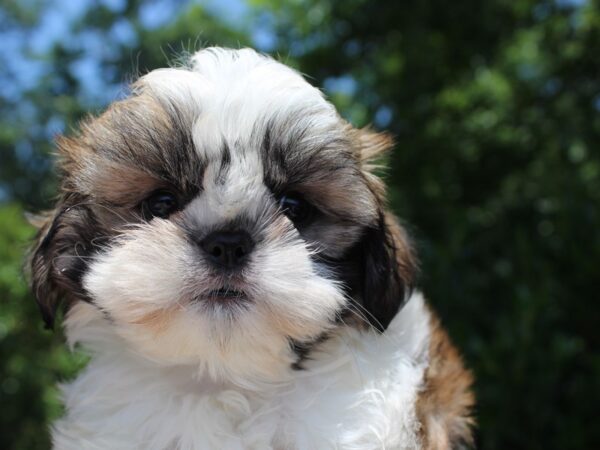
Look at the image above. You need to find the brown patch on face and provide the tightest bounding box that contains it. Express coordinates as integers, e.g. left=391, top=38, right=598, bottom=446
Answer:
left=130, top=307, right=178, bottom=335
left=84, top=162, right=165, bottom=207
left=29, top=88, right=205, bottom=328
left=299, top=169, right=377, bottom=227
left=56, top=88, right=202, bottom=207
left=416, top=310, right=475, bottom=449
left=261, top=115, right=379, bottom=227
left=256, top=123, right=379, bottom=260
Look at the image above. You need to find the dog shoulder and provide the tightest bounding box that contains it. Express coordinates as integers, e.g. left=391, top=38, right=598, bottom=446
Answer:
left=417, top=305, right=475, bottom=450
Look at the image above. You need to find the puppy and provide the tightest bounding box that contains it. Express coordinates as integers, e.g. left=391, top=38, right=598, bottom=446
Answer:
left=29, top=47, right=474, bottom=449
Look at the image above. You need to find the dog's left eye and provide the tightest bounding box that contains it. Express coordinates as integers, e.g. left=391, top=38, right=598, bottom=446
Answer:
left=142, top=191, right=179, bottom=219
left=279, top=193, right=314, bottom=225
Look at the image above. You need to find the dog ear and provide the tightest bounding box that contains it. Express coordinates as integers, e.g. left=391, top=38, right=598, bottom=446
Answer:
left=356, top=127, right=418, bottom=331
left=360, top=211, right=417, bottom=331
left=28, top=204, right=94, bottom=329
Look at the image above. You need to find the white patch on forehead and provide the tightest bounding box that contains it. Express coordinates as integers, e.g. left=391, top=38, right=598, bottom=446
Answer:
left=188, top=149, right=268, bottom=229
left=189, top=47, right=338, bottom=134
left=138, top=68, right=208, bottom=115
left=140, top=47, right=340, bottom=159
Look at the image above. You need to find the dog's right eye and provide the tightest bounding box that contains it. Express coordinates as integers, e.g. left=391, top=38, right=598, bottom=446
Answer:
left=142, top=191, right=179, bottom=219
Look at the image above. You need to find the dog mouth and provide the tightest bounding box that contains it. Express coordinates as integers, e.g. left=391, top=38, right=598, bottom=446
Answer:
left=204, top=287, right=249, bottom=303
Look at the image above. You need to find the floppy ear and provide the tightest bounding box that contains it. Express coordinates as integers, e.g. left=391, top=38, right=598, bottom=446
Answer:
left=357, top=128, right=418, bottom=331
left=28, top=204, right=95, bottom=329
left=360, top=211, right=417, bottom=331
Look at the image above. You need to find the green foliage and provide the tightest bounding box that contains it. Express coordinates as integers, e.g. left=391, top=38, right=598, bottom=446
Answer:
left=1, top=0, right=599, bottom=449
left=0, top=205, right=87, bottom=449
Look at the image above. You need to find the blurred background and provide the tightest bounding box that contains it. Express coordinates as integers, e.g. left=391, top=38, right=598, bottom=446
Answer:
left=1, top=0, right=599, bottom=448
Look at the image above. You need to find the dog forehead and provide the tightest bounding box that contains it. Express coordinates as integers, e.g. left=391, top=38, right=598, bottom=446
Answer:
left=139, top=47, right=338, bottom=153
left=65, top=48, right=360, bottom=205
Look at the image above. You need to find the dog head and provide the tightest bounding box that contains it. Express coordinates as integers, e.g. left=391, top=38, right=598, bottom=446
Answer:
left=29, top=48, right=417, bottom=383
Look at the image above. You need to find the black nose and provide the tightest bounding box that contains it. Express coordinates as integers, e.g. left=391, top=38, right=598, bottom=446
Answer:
left=200, top=231, right=254, bottom=269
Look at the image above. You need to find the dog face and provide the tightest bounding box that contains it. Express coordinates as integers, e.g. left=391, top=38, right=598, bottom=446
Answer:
left=30, top=48, right=416, bottom=383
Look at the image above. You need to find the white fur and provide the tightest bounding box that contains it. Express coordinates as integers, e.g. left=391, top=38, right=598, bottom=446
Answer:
left=141, top=48, right=338, bottom=156
left=54, top=292, right=430, bottom=450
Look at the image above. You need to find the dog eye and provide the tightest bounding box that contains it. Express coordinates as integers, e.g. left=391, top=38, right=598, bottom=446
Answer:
left=142, top=191, right=179, bottom=219
left=279, top=193, right=314, bottom=225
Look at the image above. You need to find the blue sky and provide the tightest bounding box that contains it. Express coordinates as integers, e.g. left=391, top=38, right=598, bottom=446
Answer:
left=0, top=0, right=274, bottom=109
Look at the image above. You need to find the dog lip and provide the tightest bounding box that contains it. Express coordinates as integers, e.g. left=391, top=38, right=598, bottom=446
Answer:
left=204, top=287, right=249, bottom=302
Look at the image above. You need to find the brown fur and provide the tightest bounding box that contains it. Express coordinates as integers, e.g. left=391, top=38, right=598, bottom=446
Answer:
left=384, top=212, right=418, bottom=292
left=130, top=307, right=178, bottom=335
left=56, top=91, right=202, bottom=204
left=417, top=311, right=475, bottom=449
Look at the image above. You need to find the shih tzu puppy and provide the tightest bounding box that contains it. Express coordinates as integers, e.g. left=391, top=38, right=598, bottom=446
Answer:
left=29, top=47, right=474, bottom=449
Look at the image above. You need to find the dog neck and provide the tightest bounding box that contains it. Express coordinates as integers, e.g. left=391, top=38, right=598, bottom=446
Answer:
left=54, top=293, right=431, bottom=449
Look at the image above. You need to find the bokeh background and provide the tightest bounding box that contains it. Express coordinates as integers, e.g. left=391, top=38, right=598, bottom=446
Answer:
left=1, top=0, right=599, bottom=448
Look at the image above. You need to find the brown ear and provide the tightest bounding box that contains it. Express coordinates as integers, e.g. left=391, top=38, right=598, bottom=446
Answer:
left=29, top=203, right=96, bottom=329
left=357, top=128, right=418, bottom=331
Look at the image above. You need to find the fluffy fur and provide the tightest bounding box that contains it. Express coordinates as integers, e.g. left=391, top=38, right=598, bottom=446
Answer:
left=29, top=47, right=473, bottom=449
